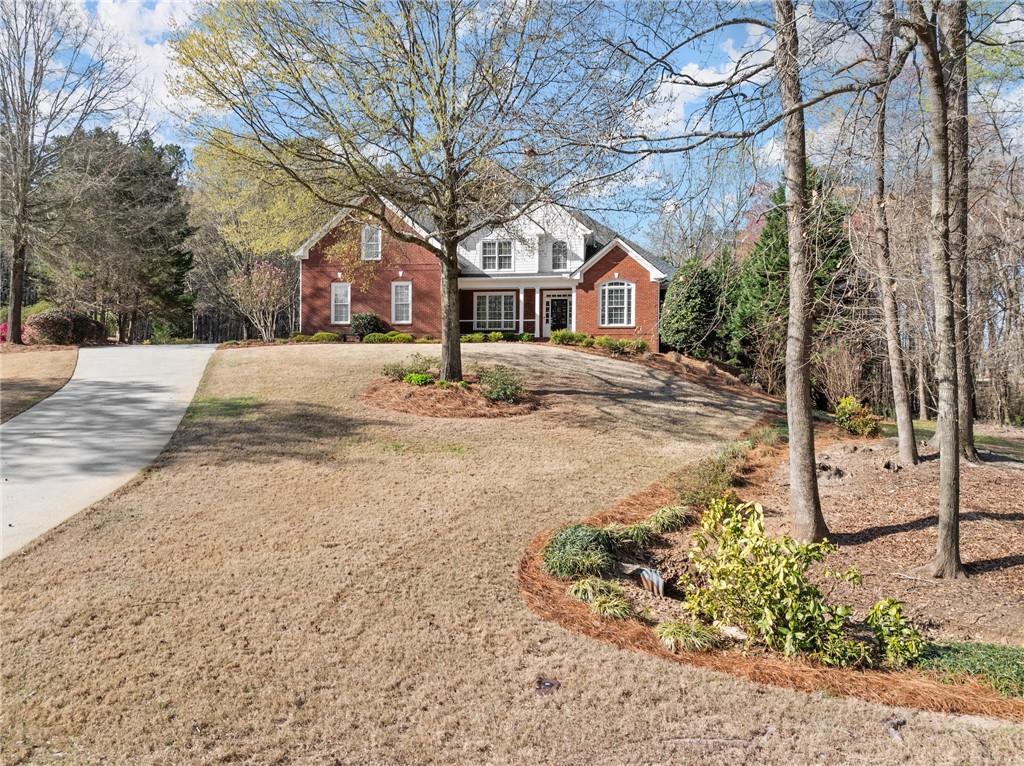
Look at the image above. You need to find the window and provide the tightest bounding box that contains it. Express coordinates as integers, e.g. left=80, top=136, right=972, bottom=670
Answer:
left=481, top=240, right=512, bottom=270
left=331, top=282, right=351, bottom=324
left=599, top=281, right=634, bottom=327
left=361, top=225, right=381, bottom=261
left=391, top=281, right=412, bottom=325
left=551, top=240, right=568, bottom=270
left=474, top=293, right=516, bottom=330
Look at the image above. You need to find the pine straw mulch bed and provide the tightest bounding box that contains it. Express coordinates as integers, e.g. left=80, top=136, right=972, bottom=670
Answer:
left=361, top=375, right=542, bottom=418
left=740, top=430, right=1024, bottom=645
left=517, top=434, right=1024, bottom=723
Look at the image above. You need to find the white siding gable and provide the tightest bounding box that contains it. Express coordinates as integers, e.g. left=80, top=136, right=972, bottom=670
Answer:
left=458, top=204, right=590, bottom=277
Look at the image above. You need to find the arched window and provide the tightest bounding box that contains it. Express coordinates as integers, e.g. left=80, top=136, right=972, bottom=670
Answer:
left=599, top=280, right=634, bottom=327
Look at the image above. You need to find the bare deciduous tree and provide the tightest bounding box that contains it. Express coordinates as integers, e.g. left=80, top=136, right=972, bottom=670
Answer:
left=906, top=0, right=966, bottom=579
left=172, top=0, right=643, bottom=380
left=0, top=0, right=135, bottom=344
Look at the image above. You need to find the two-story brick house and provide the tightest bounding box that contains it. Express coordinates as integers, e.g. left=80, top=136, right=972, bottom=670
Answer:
left=293, top=199, right=675, bottom=348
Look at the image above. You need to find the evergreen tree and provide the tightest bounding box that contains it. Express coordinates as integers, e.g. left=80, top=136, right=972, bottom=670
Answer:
left=660, top=257, right=720, bottom=358
left=725, top=169, right=850, bottom=391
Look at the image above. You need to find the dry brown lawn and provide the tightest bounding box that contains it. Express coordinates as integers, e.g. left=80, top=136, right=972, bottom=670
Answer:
left=0, top=347, right=78, bottom=423
left=2, top=344, right=1022, bottom=765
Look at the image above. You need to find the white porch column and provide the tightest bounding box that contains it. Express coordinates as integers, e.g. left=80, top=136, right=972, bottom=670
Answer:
left=534, top=289, right=541, bottom=337
left=518, top=288, right=525, bottom=334
left=570, top=286, right=577, bottom=332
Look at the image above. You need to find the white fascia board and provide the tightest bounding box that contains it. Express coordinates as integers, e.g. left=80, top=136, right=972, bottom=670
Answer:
left=569, top=238, right=667, bottom=282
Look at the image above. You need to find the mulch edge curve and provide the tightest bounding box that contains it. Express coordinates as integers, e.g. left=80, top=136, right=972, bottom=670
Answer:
left=516, top=476, right=1024, bottom=724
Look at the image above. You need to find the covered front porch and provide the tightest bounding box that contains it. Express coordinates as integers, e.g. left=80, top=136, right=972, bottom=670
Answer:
left=457, top=277, right=577, bottom=338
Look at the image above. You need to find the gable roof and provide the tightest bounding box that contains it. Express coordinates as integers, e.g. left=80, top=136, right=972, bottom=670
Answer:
left=292, top=197, right=439, bottom=260
left=568, top=236, right=670, bottom=282
left=564, top=208, right=676, bottom=280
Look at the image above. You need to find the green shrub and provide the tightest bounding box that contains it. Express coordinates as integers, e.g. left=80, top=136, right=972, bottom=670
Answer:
left=415, top=336, right=436, bottom=343
left=541, top=523, right=616, bottom=579
left=403, top=372, right=434, bottom=386
left=487, top=331, right=504, bottom=342
left=594, top=335, right=627, bottom=354
left=567, top=577, right=624, bottom=603
left=461, top=332, right=486, bottom=343
left=308, top=331, right=341, bottom=343
left=647, top=505, right=693, bottom=534
left=476, top=364, right=524, bottom=403
left=622, top=339, right=649, bottom=355
left=834, top=396, right=882, bottom=437
left=362, top=332, right=388, bottom=343
left=518, top=332, right=534, bottom=342
left=435, top=379, right=451, bottom=390
left=385, top=331, right=414, bottom=343
left=866, top=598, right=923, bottom=669
left=351, top=312, right=385, bottom=338
left=917, top=642, right=1024, bottom=698
left=458, top=380, right=470, bottom=390
left=591, top=594, right=634, bottom=620
left=655, top=619, right=725, bottom=653
left=603, top=521, right=655, bottom=549
left=579, top=335, right=596, bottom=348
left=291, top=334, right=311, bottom=343
left=550, top=329, right=588, bottom=345
left=684, top=498, right=870, bottom=667
left=25, top=308, right=105, bottom=345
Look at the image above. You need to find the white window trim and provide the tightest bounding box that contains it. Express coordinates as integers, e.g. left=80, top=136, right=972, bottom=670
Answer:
left=598, top=280, right=636, bottom=328
left=551, top=240, right=569, bottom=271
left=391, top=280, right=412, bottom=325
left=473, top=291, right=517, bottom=331
left=480, top=239, right=514, bottom=272
left=331, top=282, right=351, bottom=324
left=361, top=225, right=382, bottom=261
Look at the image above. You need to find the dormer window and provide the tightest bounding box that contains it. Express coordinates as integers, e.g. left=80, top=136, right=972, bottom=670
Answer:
left=551, top=240, right=568, bottom=270
left=361, top=225, right=381, bottom=261
left=482, top=240, right=512, bottom=271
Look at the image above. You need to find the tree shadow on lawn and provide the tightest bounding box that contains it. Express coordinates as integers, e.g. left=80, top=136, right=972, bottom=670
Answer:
left=156, top=395, right=388, bottom=467
left=535, top=367, right=773, bottom=443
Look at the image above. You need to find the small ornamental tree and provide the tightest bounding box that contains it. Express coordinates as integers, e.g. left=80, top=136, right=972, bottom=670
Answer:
left=227, top=262, right=291, bottom=342
left=660, top=257, right=719, bottom=358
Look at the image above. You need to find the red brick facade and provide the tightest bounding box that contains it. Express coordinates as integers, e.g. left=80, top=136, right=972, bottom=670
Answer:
left=300, top=220, right=663, bottom=347
left=300, top=211, right=442, bottom=336
left=574, top=244, right=662, bottom=348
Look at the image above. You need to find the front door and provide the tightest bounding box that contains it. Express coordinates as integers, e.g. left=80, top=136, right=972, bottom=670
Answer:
left=544, top=295, right=570, bottom=336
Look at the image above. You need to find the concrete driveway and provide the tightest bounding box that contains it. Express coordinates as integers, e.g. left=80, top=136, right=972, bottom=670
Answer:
left=0, top=344, right=215, bottom=557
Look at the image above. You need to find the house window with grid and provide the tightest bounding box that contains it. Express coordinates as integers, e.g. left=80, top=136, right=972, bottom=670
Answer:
left=551, top=240, right=568, bottom=270
left=331, top=282, right=351, bottom=324
left=391, top=281, right=412, bottom=325
left=361, top=225, right=381, bottom=260
left=481, top=240, right=512, bottom=270
left=599, top=280, right=634, bottom=327
left=474, top=293, right=516, bottom=330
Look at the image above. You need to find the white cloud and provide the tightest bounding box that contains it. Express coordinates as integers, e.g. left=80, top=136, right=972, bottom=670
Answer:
left=85, top=0, right=198, bottom=140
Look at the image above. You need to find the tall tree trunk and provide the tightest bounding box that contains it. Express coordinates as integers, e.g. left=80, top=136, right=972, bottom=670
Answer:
left=873, top=0, right=919, bottom=465
left=946, top=0, right=980, bottom=462
left=774, top=0, right=827, bottom=542
left=5, top=237, right=27, bottom=345
left=439, top=244, right=463, bottom=382
left=916, top=343, right=928, bottom=421
left=911, top=0, right=966, bottom=578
